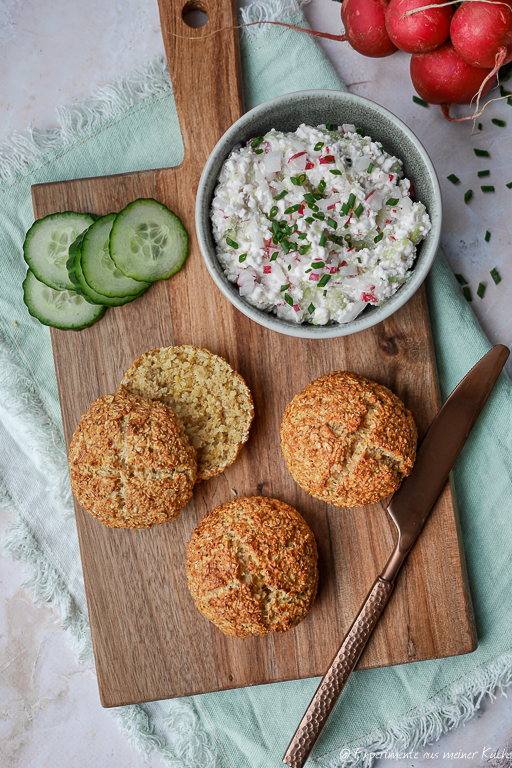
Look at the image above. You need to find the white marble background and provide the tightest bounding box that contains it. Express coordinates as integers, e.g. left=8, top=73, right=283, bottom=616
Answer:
left=1, top=0, right=511, bottom=766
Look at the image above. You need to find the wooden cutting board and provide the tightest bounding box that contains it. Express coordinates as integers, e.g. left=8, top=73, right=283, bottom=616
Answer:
left=31, top=0, right=477, bottom=707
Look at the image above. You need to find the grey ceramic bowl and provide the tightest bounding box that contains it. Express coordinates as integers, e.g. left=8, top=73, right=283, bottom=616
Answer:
left=195, top=90, right=441, bottom=339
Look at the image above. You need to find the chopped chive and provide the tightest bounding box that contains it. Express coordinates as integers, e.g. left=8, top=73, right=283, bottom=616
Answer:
left=299, top=244, right=311, bottom=255
left=356, top=256, right=362, bottom=263
left=492, top=118, right=506, bottom=127
left=477, top=170, right=490, bottom=177
left=274, top=190, right=287, bottom=200
left=304, top=193, right=316, bottom=205
left=348, top=193, right=356, bottom=209
left=270, top=252, right=278, bottom=261
left=284, top=204, right=302, bottom=214
left=412, top=95, right=429, bottom=107
left=474, top=148, right=490, bottom=157
left=330, top=169, right=342, bottom=175
left=344, top=233, right=352, bottom=242
left=319, top=235, right=327, bottom=247
left=305, top=216, right=314, bottom=223
left=280, top=284, right=290, bottom=292
left=356, top=127, right=365, bottom=135
left=308, top=303, right=315, bottom=314
left=464, top=190, right=473, bottom=203
left=318, top=180, right=327, bottom=193
left=374, top=232, right=384, bottom=243
left=226, top=237, right=239, bottom=248
left=367, top=162, right=374, bottom=173
left=272, top=220, right=280, bottom=234
left=506, top=182, right=512, bottom=189
left=463, top=286, right=472, bottom=301
left=490, top=268, right=501, bottom=284
left=485, top=230, right=491, bottom=242
left=341, top=203, right=349, bottom=216
left=322, top=155, right=335, bottom=163
left=327, top=217, right=338, bottom=229
left=326, top=123, right=337, bottom=131
left=477, top=283, right=486, bottom=299
left=309, top=204, right=319, bottom=212
left=251, top=136, right=264, bottom=148
left=284, top=293, right=294, bottom=306
left=290, top=176, right=303, bottom=186
left=313, top=192, right=323, bottom=200
left=323, top=290, right=327, bottom=296
left=311, top=261, right=325, bottom=269
left=314, top=142, right=324, bottom=152
left=354, top=203, right=364, bottom=218
left=238, top=253, right=247, bottom=263
left=281, top=240, right=291, bottom=254
left=298, top=232, right=308, bottom=239
left=481, top=185, right=495, bottom=192
left=254, top=149, right=263, bottom=155
left=269, top=206, right=278, bottom=219
left=447, top=174, right=460, bottom=184
left=478, top=122, right=483, bottom=130
left=313, top=212, right=325, bottom=220
left=317, top=274, right=331, bottom=288
left=455, top=274, right=468, bottom=285
left=386, top=198, right=399, bottom=206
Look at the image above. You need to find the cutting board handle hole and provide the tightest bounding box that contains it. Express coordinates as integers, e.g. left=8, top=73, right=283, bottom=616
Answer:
left=182, top=2, right=209, bottom=28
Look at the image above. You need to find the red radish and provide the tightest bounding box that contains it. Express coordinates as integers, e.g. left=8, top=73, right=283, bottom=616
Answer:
left=385, top=0, right=453, bottom=53
left=451, top=0, right=512, bottom=68
left=410, top=41, right=495, bottom=117
left=342, top=0, right=398, bottom=57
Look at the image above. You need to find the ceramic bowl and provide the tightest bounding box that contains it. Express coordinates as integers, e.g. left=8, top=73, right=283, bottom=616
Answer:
left=195, top=90, right=442, bottom=339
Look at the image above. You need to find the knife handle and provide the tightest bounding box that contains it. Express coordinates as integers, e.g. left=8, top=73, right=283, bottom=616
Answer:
left=282, top=577, right=394, bottom=768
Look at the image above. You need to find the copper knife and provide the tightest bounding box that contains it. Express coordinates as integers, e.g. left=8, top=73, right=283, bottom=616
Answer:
left=283, top=344, right=510, bottom=768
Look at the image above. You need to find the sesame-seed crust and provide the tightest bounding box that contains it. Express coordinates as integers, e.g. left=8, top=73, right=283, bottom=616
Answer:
left=119, top=345, right=254, bottom=482
left=68, top=391, right=197, bottom=528
left=280, top=372, right=417, bottom=508
left=186, top=496, right=318, bottom=638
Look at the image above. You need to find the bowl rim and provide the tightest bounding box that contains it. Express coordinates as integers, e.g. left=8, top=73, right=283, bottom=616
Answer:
left=195, top=88, right=442, bottom=339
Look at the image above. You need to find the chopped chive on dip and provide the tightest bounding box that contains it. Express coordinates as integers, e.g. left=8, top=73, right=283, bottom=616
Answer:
left=270, top=252, right=278, bottom=261
left=305, top=216, right=314, bottom=223
left=250, top=136, right=264, bottom=148
left=284, top=204, right=302, bottom=214
left=356, top=127, right=365, bottom=136
left=490, top=268, right=501, bottom=284
left=274, top=190, right=287, bottom=200
left=354, top=203, right=364, bottom=218
left=386, top=198, right=399, bottom=206
left=317, top=274, right=331, bottom=287
left=319, top=235, right=327, bottom=247
left=304, top=193, right=316, bottom=205
left=308, top=303, right=315, bottom=314
left=311, top=261, right=325, bottom=268
left=455, top=274, right=468, bottom=285
left=298, top=232, right=308, bottom=239
left=254, top=149, right=263, bottom=155
left=318, top=180, right=327, bottom=193
left=326, top=123, right=337, bottom=131
left=474, top=148, right=490, bottom=157
left=412, top=95, right=429, bottom=107
left=238, top=253, right=247, bottom=263
left=226, top=237, right=238, bottom=248
left=447, top=174, right=460, bottom=184
left=506, top=182, right=512, bottom=189
left=314, top=142, right=324, bottom=151
left=299, top=244, right=311, bottom=255
left=481, top=185, right=495, bottom=192
left=347, top=193, right=356, bottom=209
left=485, top=230, right=491, bottom=242
left=464, top=190, right=473, bottom=203
left=477, top=283, right=486, bottom=298
left=313, top=212, right=325, bottom=220
left=463, top=286, right=472, bottom=301
left=284, top=293, right=294, bottom=306
left=492, top=118, right=506, bottom=127
left=341, top=203, right=349, bottom=216
left=367, top=162, right=374, bottom=173
left=269, top=206, right=278, bottom=218
left=374, top=232, right=384, bottom=243
left=280, top=284, right=290, bottom=292
left=327, top=217, right=337, bottom=229
left=330, top=169, right=342, bottom=175
left=477, top=170, right=490, bottom=177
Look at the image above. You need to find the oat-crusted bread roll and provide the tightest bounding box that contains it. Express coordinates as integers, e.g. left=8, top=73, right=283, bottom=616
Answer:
left=69, top=391, right=196, bottom=529
left=186, top=496, right=318, bottom=638
left=280, top=372, right=417, bottom=508
left=120, top=345, right=254, bottom=481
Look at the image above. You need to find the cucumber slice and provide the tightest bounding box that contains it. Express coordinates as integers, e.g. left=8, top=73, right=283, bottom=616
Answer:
left=67, top=231, right=147, bottom=308
left=24, top=212, right=97, bottom=291
left=109, top=198, right=188, bottom=282
left=23, top=269, right=106, bottom=330
left=81, top=213, right=151, bottom=298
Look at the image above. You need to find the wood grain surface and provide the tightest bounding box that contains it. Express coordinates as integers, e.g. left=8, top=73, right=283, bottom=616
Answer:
left=31, top=0, right=477, bottom=707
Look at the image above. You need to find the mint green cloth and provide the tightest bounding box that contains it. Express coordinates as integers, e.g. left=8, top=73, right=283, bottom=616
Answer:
left=1, top=6, right=511, bottom=768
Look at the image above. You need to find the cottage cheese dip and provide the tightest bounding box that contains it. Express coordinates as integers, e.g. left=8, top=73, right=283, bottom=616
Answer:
left=211, top=124, right=431, bottom=325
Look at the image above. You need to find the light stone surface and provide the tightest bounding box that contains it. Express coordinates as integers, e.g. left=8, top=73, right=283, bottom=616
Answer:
left=1, top=0, right=511, bottom=766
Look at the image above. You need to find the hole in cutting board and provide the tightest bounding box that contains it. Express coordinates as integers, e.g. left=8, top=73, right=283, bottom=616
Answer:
left=182, top=1, right=209, bottom=27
